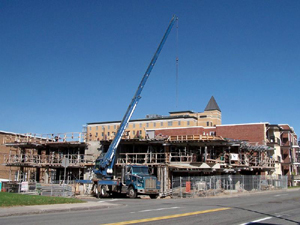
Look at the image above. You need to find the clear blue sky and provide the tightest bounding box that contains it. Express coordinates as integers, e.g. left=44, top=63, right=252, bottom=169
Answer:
left=1, top=1, right=299, bottom=135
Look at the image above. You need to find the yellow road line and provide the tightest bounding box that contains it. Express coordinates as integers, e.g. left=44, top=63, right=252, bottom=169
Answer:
left=102, top=207, right=231, bottom=225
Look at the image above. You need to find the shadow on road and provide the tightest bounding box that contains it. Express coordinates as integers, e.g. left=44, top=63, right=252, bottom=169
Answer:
left=216, top=204, right=300, bottom=225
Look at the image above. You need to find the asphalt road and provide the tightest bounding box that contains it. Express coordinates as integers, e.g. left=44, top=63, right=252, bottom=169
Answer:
left=1, top=189, right=300, bottom=225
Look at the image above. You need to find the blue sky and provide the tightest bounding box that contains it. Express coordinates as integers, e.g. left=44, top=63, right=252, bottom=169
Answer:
left=1, top=1, right=299, bottom=135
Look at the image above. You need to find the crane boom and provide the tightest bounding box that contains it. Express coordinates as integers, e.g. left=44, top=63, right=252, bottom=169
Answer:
left=94, top=15, right=178, bottom=177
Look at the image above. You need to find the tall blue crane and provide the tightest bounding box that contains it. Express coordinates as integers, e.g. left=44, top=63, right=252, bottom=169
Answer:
left=94, top=15, right=178, bottom=179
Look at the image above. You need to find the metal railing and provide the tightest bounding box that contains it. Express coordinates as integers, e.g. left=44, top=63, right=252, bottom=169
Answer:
left=171, top=175, right=288, bottom=198
left=1, top=182, right=74, bottom=197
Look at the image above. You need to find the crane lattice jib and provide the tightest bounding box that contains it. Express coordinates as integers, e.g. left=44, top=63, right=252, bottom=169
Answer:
left=100, top=15, right=178, bottom=172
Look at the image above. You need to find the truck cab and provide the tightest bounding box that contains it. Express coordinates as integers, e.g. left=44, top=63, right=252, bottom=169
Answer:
left=125, top=165, right=160, bottom=199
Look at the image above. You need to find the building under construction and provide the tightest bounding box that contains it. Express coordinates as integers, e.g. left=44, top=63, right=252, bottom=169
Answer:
left=1, top=129, right=278, bottom=195
left=1, top=132, right=89, bottom=184
left=1, top=96, right=299, bottom=195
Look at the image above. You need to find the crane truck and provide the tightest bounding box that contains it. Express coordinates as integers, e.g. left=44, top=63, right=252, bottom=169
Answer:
left=77, top=15, right=178, bottom=199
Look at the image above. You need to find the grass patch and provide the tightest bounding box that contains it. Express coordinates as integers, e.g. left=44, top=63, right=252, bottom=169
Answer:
left=288, top=185, right=300, bottom=189
left=0, top=192, right=85, bottom=207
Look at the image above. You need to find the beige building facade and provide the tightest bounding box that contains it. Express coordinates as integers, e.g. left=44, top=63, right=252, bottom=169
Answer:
left=87, top=96, right=221, bottom=141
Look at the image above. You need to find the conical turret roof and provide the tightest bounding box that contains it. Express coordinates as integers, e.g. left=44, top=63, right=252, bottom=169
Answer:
left=204, top=96, right=221, bottom=112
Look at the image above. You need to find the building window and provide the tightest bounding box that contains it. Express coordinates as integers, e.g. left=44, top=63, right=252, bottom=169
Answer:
left=102, top=132, right=104, bottom=137
left=168, top=121, right=173, bottom=126
left=161, top=122, right=164, bottom=127
left=95, top=132, right=98, bottom=137
left=107, top=132, right=110, bottom=136
left=187, top=121, right=190, bottom=126
left=133, top=123, right=135, bottom=128
left=102, top=125, right=105, bottom=130
left=200, top=115, right=207, bottom=118
left=89, top=127, right=92, bottom=131
left=108, top=125, right=110, bottom=130
left=153, top=122, right=156, bottom=127
left=96, top=126, right=98, bottom=130
left=139, top=123, right=142, bottom=128
left=277, top=156, right=281, bottom=162
left=133, top=131, right=135, bottom=135
left=178, top=121, right=181, bottom=126
left=146, top=123, right=149, bottom=128
left=114, top=125, right=116, bottom=129
left=206, top=122, right=209, bottom=126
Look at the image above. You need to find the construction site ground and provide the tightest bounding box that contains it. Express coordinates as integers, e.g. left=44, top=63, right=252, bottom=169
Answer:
left=1, top=188, right=299, bottom=218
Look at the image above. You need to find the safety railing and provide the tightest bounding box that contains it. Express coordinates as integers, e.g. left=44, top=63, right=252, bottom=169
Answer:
left=169, top=153, right=193, bottom=163
left=116, top=153, right=166, bottom=164
left=3, top=154, right=91, bottom=166
left=116, top=152, right=275, bottom=168
left=168, top=135, right=220, bottom=142
left=3, top=132, right=86, bottom=144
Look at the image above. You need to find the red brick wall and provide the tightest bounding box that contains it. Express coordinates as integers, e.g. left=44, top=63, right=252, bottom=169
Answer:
left=280, top=125, right=291, bottom=130
left=154, top=123, right=266, bottom=145
left=216, top=124, right=266, bottom=144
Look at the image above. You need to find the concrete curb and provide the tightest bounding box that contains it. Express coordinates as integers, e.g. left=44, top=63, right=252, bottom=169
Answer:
left=198, top=188, right=300, bottom=199
left=170, top=188, right=300, bottom=199
left=0, top=202, right=122, bottom=218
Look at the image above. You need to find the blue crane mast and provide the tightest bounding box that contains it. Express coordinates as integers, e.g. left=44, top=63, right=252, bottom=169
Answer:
left=94, top=15, right=178, bottom=179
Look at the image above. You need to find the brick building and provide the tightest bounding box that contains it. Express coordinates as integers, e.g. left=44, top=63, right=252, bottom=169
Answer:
left=86, top=96, right=221, bottom=141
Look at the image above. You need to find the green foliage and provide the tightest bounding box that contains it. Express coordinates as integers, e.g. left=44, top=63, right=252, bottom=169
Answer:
left=288, top=185, right=300, bottom=189
left=0, top=192, right=84, bottom=207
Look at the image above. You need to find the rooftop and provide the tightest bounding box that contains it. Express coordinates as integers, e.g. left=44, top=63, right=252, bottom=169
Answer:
left=204, top=96, right=221, bottom=112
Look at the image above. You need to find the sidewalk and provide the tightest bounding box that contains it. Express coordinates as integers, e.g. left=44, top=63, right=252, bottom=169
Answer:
left=1, top=189, right=298, bottom=218
left=0, top=201, right=120, bottom=218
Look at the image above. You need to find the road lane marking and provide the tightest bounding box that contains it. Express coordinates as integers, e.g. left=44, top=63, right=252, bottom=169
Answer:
left=139, top=207, right=181, bottom=212
left=274, top=194, right=288, bottom=197
left=275, top=214, right=290, bottom=218
left=130, top=206, right=181, bottom=213
left=102, top=207, right=231, bottom=225
left=99, top=199, right=123, bottom=203
left=239, top=216, right=272, bottom=225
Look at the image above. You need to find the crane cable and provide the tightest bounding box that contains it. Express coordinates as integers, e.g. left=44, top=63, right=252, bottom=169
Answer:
left=176, top=18, right=179, bottom=109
